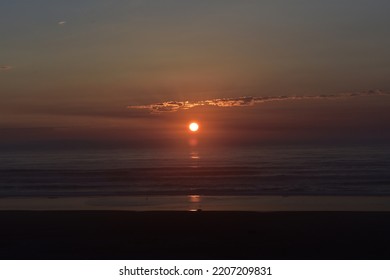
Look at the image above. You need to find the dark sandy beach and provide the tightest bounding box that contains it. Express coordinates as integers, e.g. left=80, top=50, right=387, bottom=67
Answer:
left=0, top=211, right=389, bottom=260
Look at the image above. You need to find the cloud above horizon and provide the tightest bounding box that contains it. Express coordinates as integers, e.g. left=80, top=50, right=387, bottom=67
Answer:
left=128, top=90, right=389, bottom=113
left=0, top=66, right=12, bottom=71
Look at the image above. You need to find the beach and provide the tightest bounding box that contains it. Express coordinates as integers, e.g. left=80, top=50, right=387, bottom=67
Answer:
left=2, top=195, right=390, bottom=211
left=1, top=211, right=390, bottom=260
left=1, top=146, right=389, bottom=260
left=2, top=0, right=390, bottom=272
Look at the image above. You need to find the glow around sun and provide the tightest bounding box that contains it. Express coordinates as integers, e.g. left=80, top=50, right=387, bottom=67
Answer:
left=189, top=122, right=199, bottom=132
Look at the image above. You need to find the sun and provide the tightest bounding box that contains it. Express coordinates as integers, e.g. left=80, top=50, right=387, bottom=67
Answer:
left=189, top=122, right=199, bottom=132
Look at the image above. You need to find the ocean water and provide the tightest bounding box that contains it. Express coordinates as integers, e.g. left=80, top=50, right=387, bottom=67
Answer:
left=0, top=145, right=389, bottom=197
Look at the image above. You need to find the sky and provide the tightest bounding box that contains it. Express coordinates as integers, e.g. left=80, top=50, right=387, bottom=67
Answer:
left=1, top=0, right=390, bottom=149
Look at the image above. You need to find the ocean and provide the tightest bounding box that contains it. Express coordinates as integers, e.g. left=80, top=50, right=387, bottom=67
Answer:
left=1, top=145, right=389, bottom=198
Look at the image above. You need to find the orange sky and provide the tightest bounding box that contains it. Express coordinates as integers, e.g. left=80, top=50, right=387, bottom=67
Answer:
left=1, top=1, right=390, bottom=149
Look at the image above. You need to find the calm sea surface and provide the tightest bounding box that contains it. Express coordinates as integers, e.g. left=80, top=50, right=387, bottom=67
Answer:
left=0, top=146, right=389, bottom=197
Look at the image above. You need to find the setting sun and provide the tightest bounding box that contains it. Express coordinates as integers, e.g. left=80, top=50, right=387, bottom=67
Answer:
left=189, top=122, right=199, bottom=132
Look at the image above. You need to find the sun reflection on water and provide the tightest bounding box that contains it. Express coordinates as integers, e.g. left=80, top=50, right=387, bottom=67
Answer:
left=190, top=151, right=200, bottom=160
left=188, top=194, right=202, bottom=211
left=189, top=195, right=201, bottom=203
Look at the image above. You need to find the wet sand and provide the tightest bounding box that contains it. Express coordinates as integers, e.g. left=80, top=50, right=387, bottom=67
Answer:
left=1, top=211, right=390, bottom=259
left=2, top=195, right=390, bottom=211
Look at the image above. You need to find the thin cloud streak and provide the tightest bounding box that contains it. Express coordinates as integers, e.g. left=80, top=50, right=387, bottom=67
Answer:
left=128, top=90, right=389, bottom=113
left=0, top=66, right=12, bottom=71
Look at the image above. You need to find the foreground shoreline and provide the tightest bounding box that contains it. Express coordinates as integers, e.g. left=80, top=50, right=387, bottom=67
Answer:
left=1, top=211, right=390, bottom=259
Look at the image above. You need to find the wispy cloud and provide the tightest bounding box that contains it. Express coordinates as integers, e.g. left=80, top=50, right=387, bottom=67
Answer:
left=128, top=90, right=388, bottom=113
left=0, top=65, right=12, bottom=71
left=58, top=21, right=66, bottom=25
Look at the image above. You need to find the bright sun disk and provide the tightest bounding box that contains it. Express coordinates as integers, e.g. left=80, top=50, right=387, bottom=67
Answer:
left=189, top=122, right=199, bottom=132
